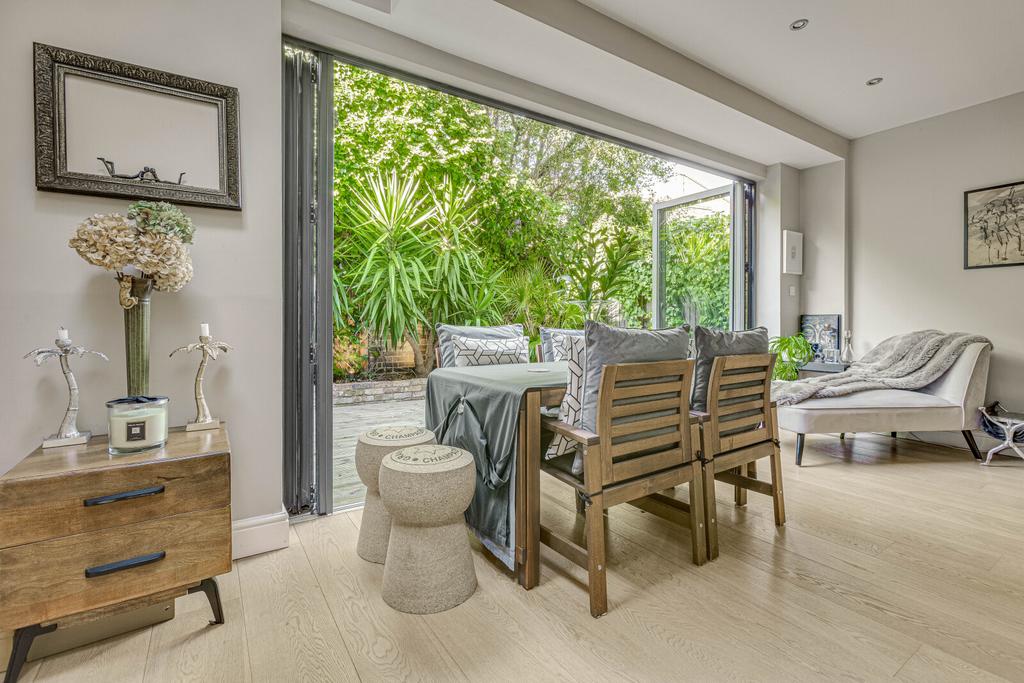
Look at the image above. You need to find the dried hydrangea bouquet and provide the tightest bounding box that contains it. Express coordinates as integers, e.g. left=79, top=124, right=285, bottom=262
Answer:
left=69, top=201, right=194, bottom=394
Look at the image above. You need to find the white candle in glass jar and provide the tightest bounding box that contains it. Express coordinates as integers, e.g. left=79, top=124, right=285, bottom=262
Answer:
left=106, top=397, right=169, bottom=454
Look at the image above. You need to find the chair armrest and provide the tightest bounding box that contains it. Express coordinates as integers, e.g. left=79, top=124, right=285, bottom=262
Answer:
left=689, top=409, right=710, bottom=423
left=541, top=417, right=600, bottom=446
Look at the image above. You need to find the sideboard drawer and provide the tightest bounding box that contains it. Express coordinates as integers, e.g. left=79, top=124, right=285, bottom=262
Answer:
left=0, top=505, right=231, bottom=630
left=0, top=453, right=229, bottom=549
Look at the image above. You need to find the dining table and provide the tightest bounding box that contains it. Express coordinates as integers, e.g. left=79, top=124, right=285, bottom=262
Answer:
left=424, top=361, right=567, bottom=589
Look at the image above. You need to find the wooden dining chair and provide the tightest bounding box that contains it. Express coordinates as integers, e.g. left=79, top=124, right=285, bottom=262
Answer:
left=699, top=353, right=786, bottom=560
left=539, top=359, right=706, bottom=617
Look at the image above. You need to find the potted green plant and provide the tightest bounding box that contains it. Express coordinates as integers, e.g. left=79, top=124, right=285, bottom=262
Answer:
left=768, top=333, right=814, bottom=380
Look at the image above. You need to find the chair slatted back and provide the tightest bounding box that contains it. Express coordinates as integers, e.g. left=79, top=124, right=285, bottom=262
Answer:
left=705, top=353, right=776, bottom=457
left=595, top=359, right=696, bottom=486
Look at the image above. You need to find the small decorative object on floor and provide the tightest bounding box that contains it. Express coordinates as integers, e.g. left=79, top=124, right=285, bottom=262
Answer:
left=105, top=396, right=169, bottom=454
left=24, top=327, right=108, bottom=449
left=979, top=402, right=1024, bottom=465
left=379, top=445, right=477, bottom=613
left=840, top=329, right=855, bottom=364
left=170, top=323, right=232, bottom=432
left=68, top=201, right=194, bottom=395
left=354, top=426, right=436, bottom=563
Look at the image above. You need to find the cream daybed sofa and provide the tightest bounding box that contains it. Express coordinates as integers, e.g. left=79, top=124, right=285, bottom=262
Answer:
left=777, top=342, right=991, bottom=465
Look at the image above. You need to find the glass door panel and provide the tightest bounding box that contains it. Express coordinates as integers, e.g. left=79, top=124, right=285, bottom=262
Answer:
left=654, top=185, right=735, bottom=331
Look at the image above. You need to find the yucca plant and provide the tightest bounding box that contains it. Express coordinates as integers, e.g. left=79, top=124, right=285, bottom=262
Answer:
left=337, top=170, right=435, bottom=353
left=768, top=333, right=814, bottom=381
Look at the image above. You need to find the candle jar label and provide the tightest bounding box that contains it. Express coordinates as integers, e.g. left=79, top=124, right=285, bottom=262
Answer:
left=126, top=421, right=147, bottom=442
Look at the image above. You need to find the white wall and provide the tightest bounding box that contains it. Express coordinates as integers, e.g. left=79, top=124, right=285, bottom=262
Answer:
left=850, top=92, right=1024, bottom=411
left=799, top=161, right=847, bottom=319
left=755, top=163, right=801, bottom=336
left=0, top=0, right=286, bottom=553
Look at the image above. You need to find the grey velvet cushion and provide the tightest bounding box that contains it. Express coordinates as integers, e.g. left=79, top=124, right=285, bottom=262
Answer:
left=692, top=326, right=769, bottom=411
left=539, top=327, right=583, bottom=362
left=435, top=323, right=525, bottom=368
left=579, top=321, right=690, bottom=434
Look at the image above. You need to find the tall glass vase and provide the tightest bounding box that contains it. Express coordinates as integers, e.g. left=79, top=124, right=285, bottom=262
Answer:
left=121, top=276, right=153, bottom=396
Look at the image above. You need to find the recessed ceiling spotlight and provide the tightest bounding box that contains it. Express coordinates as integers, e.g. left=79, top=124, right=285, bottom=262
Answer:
left=866, top=76, right=884, bottom=86
left=789, top=18, right=809, bottom=30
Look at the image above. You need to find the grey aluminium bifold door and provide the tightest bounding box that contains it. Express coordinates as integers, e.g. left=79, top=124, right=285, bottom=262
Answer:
left=282, top=44, right=334, bottom=516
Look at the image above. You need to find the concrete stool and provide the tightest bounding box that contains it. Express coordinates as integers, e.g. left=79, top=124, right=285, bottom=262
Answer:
left=379, top=445, right=477, bottom=614
left=355, top=426, right=435, bottom=564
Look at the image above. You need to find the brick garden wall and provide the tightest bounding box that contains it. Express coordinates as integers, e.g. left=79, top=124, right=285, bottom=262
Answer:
left=333, top=377, right=428, bottom=405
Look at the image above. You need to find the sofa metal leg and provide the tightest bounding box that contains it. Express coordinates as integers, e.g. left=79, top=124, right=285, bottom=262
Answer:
left=839, top=432, right=845, bottom=440
left=795, top=433, right=805, bottom=466
left=890, top=432, right=898, bottom=439
left=962, top=430, right=983, bottom=461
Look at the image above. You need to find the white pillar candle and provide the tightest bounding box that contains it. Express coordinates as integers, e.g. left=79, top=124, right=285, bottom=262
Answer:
left=200, top=322, right=210, bottom=337
left=57, top=327, right=69, bottom=341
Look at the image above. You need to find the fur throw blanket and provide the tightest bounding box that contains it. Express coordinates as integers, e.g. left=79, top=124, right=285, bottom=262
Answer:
left=772, top=330, right=991, bottom=406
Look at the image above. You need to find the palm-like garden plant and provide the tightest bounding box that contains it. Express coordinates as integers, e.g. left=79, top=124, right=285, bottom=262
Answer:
left=337, top=170, right=435, bottom=363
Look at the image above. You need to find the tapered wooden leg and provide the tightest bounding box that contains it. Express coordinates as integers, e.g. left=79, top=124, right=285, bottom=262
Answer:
left=769, top=440, right=786, bottom=526
left=584, top=493, right=608, bottom=617
left=702, top=461, right=719, bottom=560
left=687, top=461, right=707, bottom=566
left=733, top=465, right=747, bottom=506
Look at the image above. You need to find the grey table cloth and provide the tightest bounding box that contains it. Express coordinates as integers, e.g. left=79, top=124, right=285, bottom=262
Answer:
left=425, top=361, right=568, bottom=569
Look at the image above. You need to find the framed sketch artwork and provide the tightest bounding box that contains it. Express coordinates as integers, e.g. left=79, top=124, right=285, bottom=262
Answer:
left=964, top=180, right=1024, bottom=269
left=34, top=43, right=241, bottom=210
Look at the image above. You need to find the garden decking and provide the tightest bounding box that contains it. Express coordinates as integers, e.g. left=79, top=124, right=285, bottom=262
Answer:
left=333, top=398, right=425, bottom=508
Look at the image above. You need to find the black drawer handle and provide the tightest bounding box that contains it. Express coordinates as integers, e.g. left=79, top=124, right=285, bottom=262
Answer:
left=85, top=551, right=166, bottom=578
left=83, top=485, right=165, bottom=507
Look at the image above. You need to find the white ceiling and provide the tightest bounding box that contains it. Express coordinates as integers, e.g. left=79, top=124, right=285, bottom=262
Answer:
left=309, top=0, right=839, bottom=170
left=581, top=0, right=1024, bottom=139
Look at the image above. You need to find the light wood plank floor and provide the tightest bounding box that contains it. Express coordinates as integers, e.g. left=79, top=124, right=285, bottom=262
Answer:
left=18, top=432, right=1024, bottom=682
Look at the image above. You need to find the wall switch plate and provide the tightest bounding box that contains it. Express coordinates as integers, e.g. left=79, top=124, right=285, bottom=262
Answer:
left=789, top=285, right=797, bottom=297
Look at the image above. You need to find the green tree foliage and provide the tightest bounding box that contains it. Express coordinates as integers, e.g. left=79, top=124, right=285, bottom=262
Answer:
left=332, top=61, right=735, bottom=376
left=658, top=213, right=732, bottom=330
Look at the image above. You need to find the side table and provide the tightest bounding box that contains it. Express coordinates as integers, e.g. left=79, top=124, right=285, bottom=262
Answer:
left=0, top=427, right=232, bottom=682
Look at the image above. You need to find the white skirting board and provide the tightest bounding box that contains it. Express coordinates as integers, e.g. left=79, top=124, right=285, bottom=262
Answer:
left=232, top=504, right=290, bottom=559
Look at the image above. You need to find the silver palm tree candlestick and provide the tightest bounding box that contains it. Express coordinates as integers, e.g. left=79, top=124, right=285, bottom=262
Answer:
left=24, top=327, right=108, bottom=448
left=171, top=324, right=232, bottom=431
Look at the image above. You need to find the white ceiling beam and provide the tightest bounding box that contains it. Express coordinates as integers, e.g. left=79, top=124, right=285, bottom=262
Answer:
left=495, top=0, right=850, bottom=159
left=284, top=0, right=768, bottom=179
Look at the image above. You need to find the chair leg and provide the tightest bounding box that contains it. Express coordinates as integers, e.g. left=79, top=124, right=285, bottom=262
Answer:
left=962, top=430, right=983, bottom=461
left=584, top=493, right=608, bottom=618
left=769, top=439, right=786, bottom=526
left=702, top=462, right=719, bottom=560
left=733, top=465, right=747, bottom=507
left=687, top=461, right=707, bottom=566
left=795, top=433, right=805, bottom=466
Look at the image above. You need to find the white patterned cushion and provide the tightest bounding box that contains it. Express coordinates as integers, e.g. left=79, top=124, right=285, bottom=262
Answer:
left=545, top=333, right=586, bottom=460
left=450, top=334, right=529, bottom=367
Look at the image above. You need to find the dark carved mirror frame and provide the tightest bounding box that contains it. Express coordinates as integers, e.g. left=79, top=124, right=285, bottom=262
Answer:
left=34, top=42, right=241, bottom=210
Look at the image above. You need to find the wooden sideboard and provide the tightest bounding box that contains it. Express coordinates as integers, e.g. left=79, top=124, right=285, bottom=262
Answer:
left=0, top=427, right=232, bottom=683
